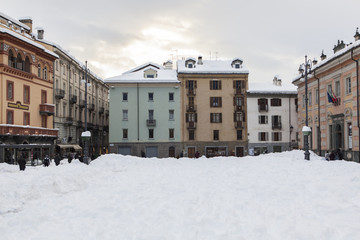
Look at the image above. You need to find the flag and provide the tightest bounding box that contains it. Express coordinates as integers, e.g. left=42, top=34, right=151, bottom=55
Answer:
left=331, top=90, right=338, bottom=103
left=327, top=91, right=334, bottom=103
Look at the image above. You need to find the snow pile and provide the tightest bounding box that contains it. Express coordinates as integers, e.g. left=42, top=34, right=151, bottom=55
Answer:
left=1, top=151, right=360, bottom=239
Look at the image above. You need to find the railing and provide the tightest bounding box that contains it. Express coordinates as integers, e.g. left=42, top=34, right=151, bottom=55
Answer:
left=186, top=104, right=197, bottom=112
left=187, top=121, right=196, bottom=129
left=235, top=105, right=243, bottom=111
left=187, top=88, right=196, bottom=96
left=272, top=123, right=282, bottom=130
left=55, top=89, right=65, bottom=99
left=258, top=104, right=268, bottom=112
left=39, top=104, right=55, bottom=116
left=147, top=119, right=156, bottom=127
left=0, top=125, right=58, bottom=137
left=234, top=88, right=245, bottom=95
left=79, top=100, right=86, bottom=108
left=234, top=121, right=244, bottom=129
left=69, top=94, right=77, bottom=104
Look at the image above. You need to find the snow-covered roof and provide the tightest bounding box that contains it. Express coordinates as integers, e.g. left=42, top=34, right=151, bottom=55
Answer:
left=248, top=81, right=297, bottom=94
left=292, top=40, right=360, bottom=83
left=177, top=59, right=249, bottom=74
left=105, top=64, right=179, bottom=84
left=123, top=62, right=163, bottom=74
left=0, top=11, right=30, bottom=31
left=0, top=27, right=58, bottom=59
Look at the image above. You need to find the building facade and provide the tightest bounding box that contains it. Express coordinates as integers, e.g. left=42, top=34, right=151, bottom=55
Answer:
left=0, top=13, right=58, bottom=163
left=292, top=29, right=360, bottom=161
left=35, top=29, right=109, bottom=158
left=247, top=76, right=298, bottom=155
left=177, top=57, right=249, bottom=157
left=105, top=62, right=181, bottom=157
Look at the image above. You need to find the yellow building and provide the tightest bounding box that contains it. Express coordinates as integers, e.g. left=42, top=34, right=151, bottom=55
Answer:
left=0, top=14, right=58, bottom=163
left=177, top=57, right=249, bottom=157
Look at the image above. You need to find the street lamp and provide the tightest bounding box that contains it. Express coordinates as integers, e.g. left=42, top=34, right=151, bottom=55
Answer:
left=298, top=55, right=316, bottom=160
left=81, top=61, right=91, bottom=164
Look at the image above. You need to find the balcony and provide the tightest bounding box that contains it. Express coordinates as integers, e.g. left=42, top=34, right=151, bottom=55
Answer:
left=235, top=105, right=243, bottom=111
left=147, top=119, right=156, bottom=127
left=69, top=94, right=77, bottom=104
left=187, top=88, right=196, bottom=96
left=39, top=104, right=55, bottom=116
left=234, top=88, right=245, bottom=95
left=99, top=107, right=105, bottom=114
left=106, top=110, right=109, bottom=116
left=103, top=125, right=109, bottom=131
left=0, top=125, right=58, bottom=137
left=65, top=117, right=73, bottom=126
left=77, top=120, right=83, bottom=127
left=55, top=89, right=65, bottom=99
left=79, top=100, right=86, bottom=108
left=272, top=123, right=282, bottom=130
left=186, top=104, right=197, bottom=112
left=234, top=121, right=245, bottom=129
left=187, top=121, right=196, bottom=129
left=88, top=103, right=95, bottom=111
left=258, top=104, right=268, bottom=112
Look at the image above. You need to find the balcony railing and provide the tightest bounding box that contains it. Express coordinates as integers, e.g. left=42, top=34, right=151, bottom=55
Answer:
left=272, top=123, right=282, bottom=130
left=147, top=119, right=156, bottom=127
left=88, top=103, right=95, bottom=111
left=106, top=110, right=109, bottom=116
left=55, top=89, right=65, bottom=99
left=258, top=104, right=268, bottom=112
left=187, top=121, right=196, bottom=129
left=69, top=94, right=77, bottom=104
left=235, top=105, right=243, bottom=111
left=187, top=88, right=196, bottom=96
left=65, top=117, right=73, bottom=126
left=79, top=100, right=86, bottom=108
left=234, top=88, right=245, bottom=95
left=39, top=104, right=55, bottom=116
left=234, top=121, right=245, bottom=129
left=99, top=107, right=105, bottom=114
left=186, top=104, right=197, bottom=112
left=77, top=120, right=83, bottom=127
left=0, top=125, right=58, bottom=137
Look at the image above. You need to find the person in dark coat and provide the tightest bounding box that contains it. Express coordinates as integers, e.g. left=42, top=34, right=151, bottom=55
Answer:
left=43, top=155, right=50, bottom=167
left=67, top=152, right=73, bottom=163
left=141, top=150, right=146, bottom=158
left=329, top=151, right=335, bottom=160
left=195, top=151, right=200, bottom=158
left=18, top=154, right=26, bottom=171
left=55, top=153, right=61, bottom=166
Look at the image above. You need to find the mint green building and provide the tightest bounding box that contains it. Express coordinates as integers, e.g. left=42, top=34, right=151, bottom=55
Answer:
left=105, top=62, right=181, bottom=157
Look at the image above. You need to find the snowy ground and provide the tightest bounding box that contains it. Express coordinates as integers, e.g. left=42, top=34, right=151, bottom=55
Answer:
left=1, top=150, right=360, bottom=240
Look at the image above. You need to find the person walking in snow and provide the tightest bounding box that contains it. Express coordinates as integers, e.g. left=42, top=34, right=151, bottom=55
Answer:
left=195, top=151, right=200, bottom=158
left=324, top=151, right=330, bottom=161
left=18, top=153, right=26, bottom=171
left=55, top=153, right=61, bottom=166
left=67, top=152, right=73, bottom=163
left=43, top=155, right=50, bottom=167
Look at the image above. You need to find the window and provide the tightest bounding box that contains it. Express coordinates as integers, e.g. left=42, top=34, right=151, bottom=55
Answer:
left=189, top=130, right=195, bottom=140
left=235, top=63, right=240, bottom=69
left=234, top=97, right=242, bottom=106
left=24, top=112, right=30, bottom=125
left=56, top=60, right=58, bottom=71
left=186, top=80, right=197, bottom=89
left=169, top=110, right=174, bottom=120
left=258, top=132, right=269, bottom=141
left=43, top=66, right=47, bottom=80
left=41, top=115, right=47, bottom=128
left=7, top=81, right=14, bottom=101
left=308, top=91, right=312, bottom=106
left=234, top=112, right=243, bottom=122
left=234, top=80, right=243, bottom=89
left=346, top=77, right=351, bottom=94
left=149, top=129, right=154, bottom=139
left=186, top=113, right=197, bottom=122
left=8, top=50, right=15, bottom=68
left=148, top=92, right=154, bottom=101
left=272, top=132, right=282, bottom=141
left=258, top=98, right=268, bottom=111
left=272, top=115, right=282, bottom=129
left=270, top=98, right=282, bottom=106
left=41, top=90, right=47, bottom=104
left=188, top=63, right=193, bottom=68
left=213, top=130, right=219, bottom=140
left=38, top=64, right=41, bottom=78
left=6, top=110, right=14, bottom=124
left=259, top=115, right=268, bottom=124
left=149, top=110, right=154, bottom=120
left=237, top=130, right=242, bottom=140
left=122, top=92, right=128, bottom=101
left=315, top=88, right=319, bottom=104
left=327, top=84, right=332, bottom=94
left=335, top=81, right=340, bottom=97
left=169, top=92, right=174, bottom=101
left=210, top=113, right=222, bottom=123
left=210, top=80, right=221, bottom=90
left=302, top=94, right=306, bottom=108
left=210, top=97, right=222, bottom=107
left=123, top=129, right=128, bottom=139
left=123, top=110, right=128, bottom=120
left=169, top=129, right=174, bottom=139
left=23, top=85, right=30, bottom=104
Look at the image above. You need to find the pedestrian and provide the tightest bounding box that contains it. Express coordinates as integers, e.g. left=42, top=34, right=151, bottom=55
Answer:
left=67, top=152, right=73, bottom=163
left=329, top=151, right=335, bottom=160
left=55, top=153, right=61, bottom=166
left=43, top=155, right=50, bottom=167
left=335, top=148, right=342, bottom=160
left=141, top=150, right=146, bottom=158
left=180, top=151, right=184, bottom=158
left=18, top=153, right=26, bottom=171
left=324, top=151, right=330, bottom=161
left=195, top=151, right=200, bottom=158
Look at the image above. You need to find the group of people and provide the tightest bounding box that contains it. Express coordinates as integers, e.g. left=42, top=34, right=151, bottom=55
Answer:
left=325, top=149, right=343, bottom=161
left=18, top=152, right=80, bottom=171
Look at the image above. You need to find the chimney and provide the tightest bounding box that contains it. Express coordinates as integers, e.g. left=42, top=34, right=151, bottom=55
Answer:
left=163, top=60, right=173, bottom=70
left=320, top=50, right=327, bottom=60
left=19, top=18, right=33, bottom=33
left=197, top=56, right=203, bottom=65
left=273, top=76, right=282, bottom=86
left=333, top=40, right=346, bottom=53
left=37, top=28, right=44, bottom=40
left=354, top=27, right=360, bottom=42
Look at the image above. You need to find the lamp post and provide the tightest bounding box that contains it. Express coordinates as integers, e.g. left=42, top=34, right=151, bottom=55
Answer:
left=81, top=61, right=91, bottom=164
left=298, top=55, right=316, bottom=160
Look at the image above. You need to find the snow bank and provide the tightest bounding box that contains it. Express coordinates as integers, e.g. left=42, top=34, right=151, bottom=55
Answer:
left=1, top=150, right=360, bottom=239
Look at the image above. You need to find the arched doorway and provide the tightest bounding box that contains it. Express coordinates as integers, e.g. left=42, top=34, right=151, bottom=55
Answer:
left=169, top=146, right=175, bottom=158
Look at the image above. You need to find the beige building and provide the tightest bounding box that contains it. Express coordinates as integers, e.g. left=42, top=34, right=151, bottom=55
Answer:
left=177, top=57, right=249, bottom=157
left=35, top=31, right=110, bottom=157
left=292, top=29, right=360, bottom=161
left=0, top=13, right=58, bottom=163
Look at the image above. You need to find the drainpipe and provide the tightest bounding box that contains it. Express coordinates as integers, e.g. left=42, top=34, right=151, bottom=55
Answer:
left=313, top=69, right=321, bottom=155
left=137, top=83, right=139, bottom=141
left=351, top=49, right=359, bottom=161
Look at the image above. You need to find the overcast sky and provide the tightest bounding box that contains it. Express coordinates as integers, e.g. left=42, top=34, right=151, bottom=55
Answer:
left=3, top=0, right=360, bottom=84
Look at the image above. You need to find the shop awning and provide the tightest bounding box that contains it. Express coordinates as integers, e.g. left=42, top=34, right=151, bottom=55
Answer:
left=57, top=144, right=82, bottom=151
